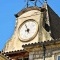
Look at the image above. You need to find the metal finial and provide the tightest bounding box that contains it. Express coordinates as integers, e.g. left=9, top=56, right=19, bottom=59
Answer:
left=45, top=0, right=47, bottom=1
left=30, top=0, right=35, bottom=1
left=45, top=0, right=47, bottom=3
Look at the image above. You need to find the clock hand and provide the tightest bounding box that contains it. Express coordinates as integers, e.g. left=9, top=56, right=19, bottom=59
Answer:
left=27, top=28, right=30, bottom=33
left=25, top=28, right=30, bottom=33
left=25, top=24, right=28, bottom=29
left=25, top=24, right=30, bottom=33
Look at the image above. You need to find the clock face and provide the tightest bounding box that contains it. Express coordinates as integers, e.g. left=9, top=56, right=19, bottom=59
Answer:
left=18, top=19, right=38, bottom=42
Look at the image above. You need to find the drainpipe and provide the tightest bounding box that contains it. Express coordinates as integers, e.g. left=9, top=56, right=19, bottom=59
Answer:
left=42, top=44, right=46, bottom=60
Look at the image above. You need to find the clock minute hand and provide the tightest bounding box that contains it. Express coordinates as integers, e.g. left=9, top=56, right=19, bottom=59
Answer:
left=25, top=24, right=30, bottom=33
left=25, top=24, right=28, bottom=29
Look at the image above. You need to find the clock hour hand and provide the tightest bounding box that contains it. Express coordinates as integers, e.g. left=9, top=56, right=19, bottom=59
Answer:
left=26, top=29, right=30, bottom=33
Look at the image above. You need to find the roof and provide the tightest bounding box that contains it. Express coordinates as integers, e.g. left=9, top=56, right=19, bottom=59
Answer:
left=22, top=38, right=60, bottom=48
left=2, top=50, right=29, bottom=59
left=47, top=4, right=60, bottom=39
left=0, top=51, right=12, bottom=60
left=15, top=6, right=41, bottom=17
left=3, top=49, right=28, bottom=55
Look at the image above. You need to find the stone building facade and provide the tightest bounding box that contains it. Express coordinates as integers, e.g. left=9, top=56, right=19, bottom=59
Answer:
left=0, top=0, right=60, bottom=60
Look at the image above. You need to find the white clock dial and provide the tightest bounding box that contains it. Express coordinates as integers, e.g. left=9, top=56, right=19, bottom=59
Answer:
left=18, top=19, right=38, bottom=42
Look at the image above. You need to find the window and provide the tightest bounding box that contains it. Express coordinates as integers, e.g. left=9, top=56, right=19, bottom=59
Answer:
left=17, top=58, right=22, bottom=60
left=17, top=57, right=28, bottom=60
left=23, top=58, right=28, bottom=60
left=58, top=56, right=60, bottom=60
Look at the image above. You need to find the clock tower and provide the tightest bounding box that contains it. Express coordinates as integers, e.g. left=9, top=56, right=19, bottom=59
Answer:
left=3, top=0, right=52, bottom=52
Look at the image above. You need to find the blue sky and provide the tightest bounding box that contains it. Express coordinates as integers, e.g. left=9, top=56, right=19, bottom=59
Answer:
left=0, top=0, right=60, bottom=51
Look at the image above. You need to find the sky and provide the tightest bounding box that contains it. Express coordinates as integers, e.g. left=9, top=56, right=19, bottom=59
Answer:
left=0, top=0, right=60, bottom=51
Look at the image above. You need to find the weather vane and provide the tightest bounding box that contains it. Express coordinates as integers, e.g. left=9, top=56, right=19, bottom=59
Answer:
left=26, top=0, right=47, bottom=7
left=30, top=0, right=35, bottom=1
left=45, top=0, right=47, bottom=2
left=26, top=0, right=37, bottom=7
